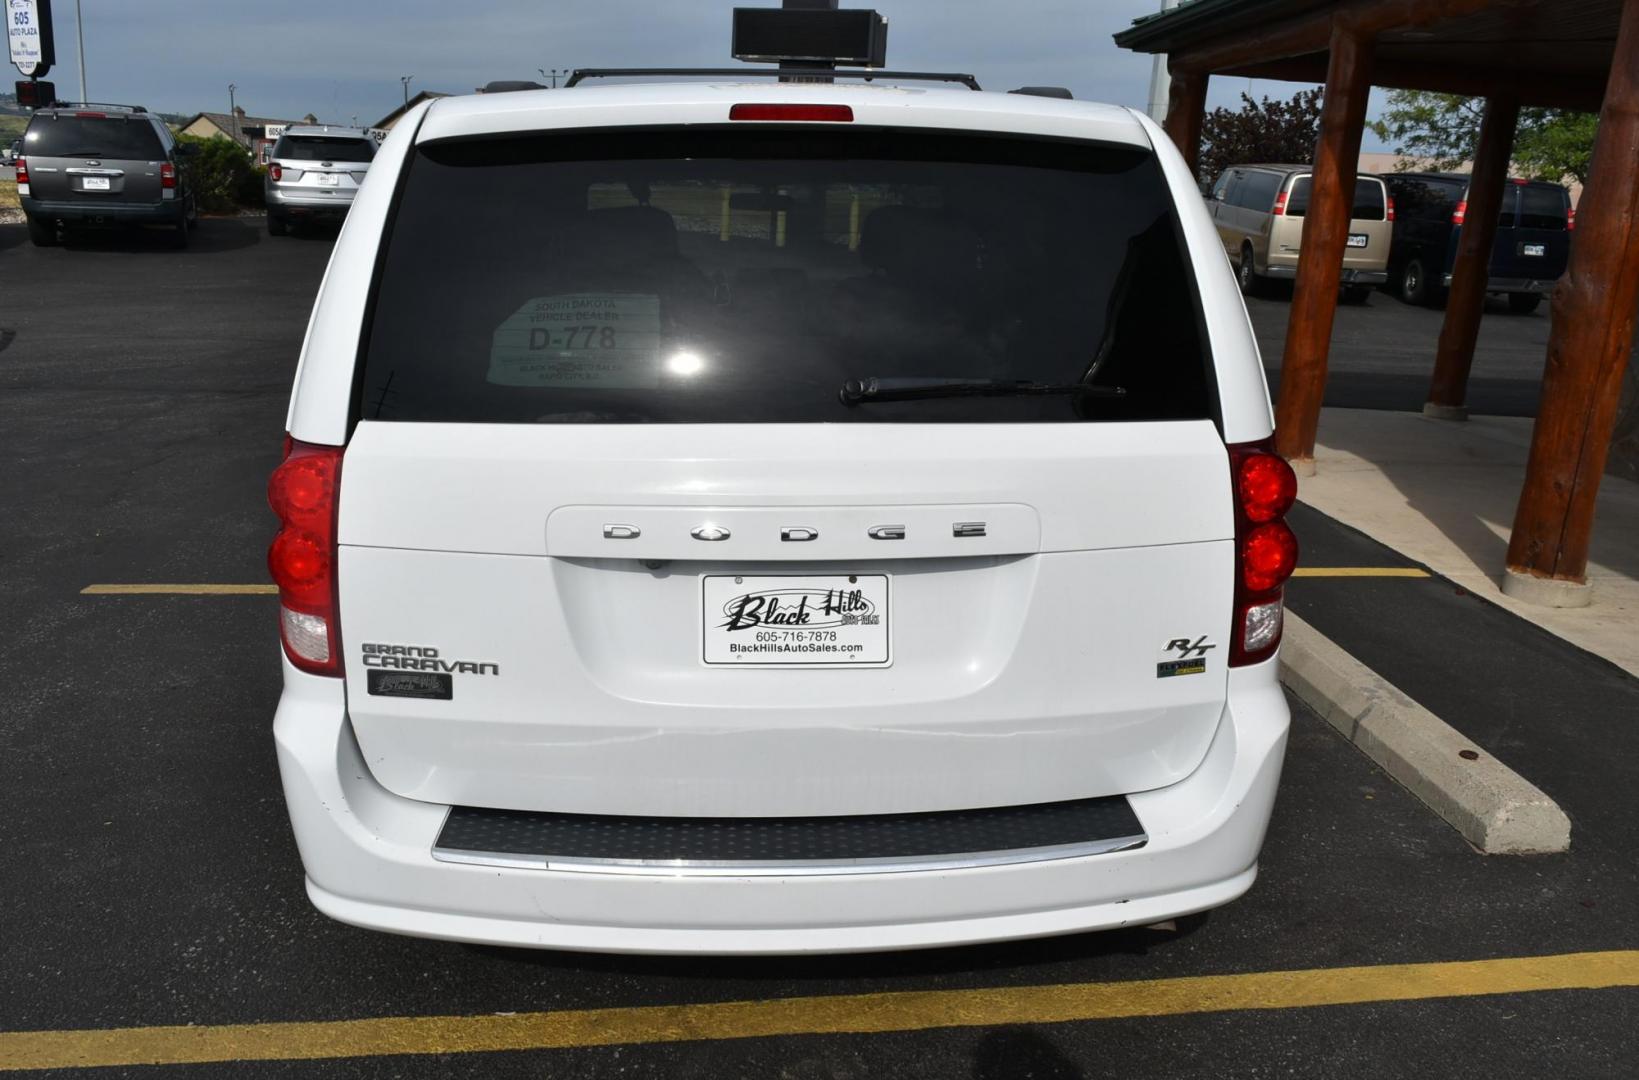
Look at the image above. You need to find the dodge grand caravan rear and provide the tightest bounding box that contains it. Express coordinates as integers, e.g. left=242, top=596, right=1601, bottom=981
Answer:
left=270, top=82, right=1296, bottom=954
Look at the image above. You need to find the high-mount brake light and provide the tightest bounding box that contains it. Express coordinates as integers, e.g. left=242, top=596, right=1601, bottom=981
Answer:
left=74, top=111, right=107, bottom=118
left=729, top=103, right=854, bottom=122
left=1228, top=442, right=1300, bottom=666
left=268, top=439, right=344, bottom=676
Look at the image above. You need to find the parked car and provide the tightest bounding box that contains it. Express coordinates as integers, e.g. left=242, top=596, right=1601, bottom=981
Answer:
left=264, top=125, right=376, bottom=235
left=15, top=102, right=198, bottom=247
left=1382, top=172, right=1572, bottom=314
left=268, top=79, right=1297, bottom=954
left=1206, top=164, right=1392, bottom=303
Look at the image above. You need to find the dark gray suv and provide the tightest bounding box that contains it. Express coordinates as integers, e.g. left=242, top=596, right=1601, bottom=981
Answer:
left=16, top=103, right=198, bottom=248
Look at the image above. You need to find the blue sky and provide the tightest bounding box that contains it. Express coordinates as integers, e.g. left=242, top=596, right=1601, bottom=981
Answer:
left=47, top=0, right=1388, bottom=145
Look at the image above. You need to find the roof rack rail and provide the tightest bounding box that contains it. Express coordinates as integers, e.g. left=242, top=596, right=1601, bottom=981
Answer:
left=565, top=67, right=981, bottom=91
left=49, top=101, right=147, bottom=113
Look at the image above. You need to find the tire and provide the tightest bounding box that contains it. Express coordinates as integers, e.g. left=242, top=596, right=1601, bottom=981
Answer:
left=1237, top=244, right=1261, bottom=297
left=26, top=215, right=57, bottom=247
left=1340, top=285, right=1372, bottom=305
left=1507, top=293, right=1543, bottom=315
left=1400, top=257, right=1431, bottom=306
left=267, top=213, right=288, bottom=237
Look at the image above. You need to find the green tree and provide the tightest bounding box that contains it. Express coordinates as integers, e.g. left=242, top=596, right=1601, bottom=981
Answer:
left=1197, top=88, right=1323, bottom=186
left=1369, top=91, right=1598, bottom=185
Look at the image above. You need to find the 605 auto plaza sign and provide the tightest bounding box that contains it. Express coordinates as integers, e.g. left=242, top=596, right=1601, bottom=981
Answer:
left=9, top=0, right=55, bottom=78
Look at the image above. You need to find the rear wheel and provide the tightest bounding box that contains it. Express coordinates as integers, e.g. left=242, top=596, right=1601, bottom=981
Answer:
left=26, top=216, right=57, bottom=247
left=1399, top=257, right=1432, bottom=305
left=1237, top=244, right=1261, bottom=297
left=1507, top=293, right=1543, bottom=315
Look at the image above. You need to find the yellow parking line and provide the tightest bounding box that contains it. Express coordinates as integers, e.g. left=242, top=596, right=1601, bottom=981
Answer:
left=1292, top=567, right=1430, bottom=578
left=80, top=584, right=277, bottom=595
left=2, top=950, right=1634, bottom=1072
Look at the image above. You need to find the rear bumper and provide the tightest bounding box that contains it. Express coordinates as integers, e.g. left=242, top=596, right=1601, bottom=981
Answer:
left=274, top=655, right=1290, bottom=954
left=1265, top=263, right=1387, bottom=285
left=266, top=187, right=357, bottom=215
left=1439, top=274, right=1557, bottom=294
left=20, top=196, right=182, bottom=226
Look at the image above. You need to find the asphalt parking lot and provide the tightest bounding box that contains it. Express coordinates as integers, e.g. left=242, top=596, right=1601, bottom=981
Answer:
left=2, top=218, right=1635, bottom=1078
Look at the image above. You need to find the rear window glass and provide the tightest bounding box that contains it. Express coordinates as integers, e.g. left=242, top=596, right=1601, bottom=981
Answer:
left=1234, top=171, right=1279, bottom=211
left=1285, top=177, right=1386, bottom=220
left=24, top=115, right=163, bottom=159
left=275, top=135, right=374, bottom=162
left=359, top=128, right=1213, bottom=425
left=1514, top=185, right=1568, bottom=230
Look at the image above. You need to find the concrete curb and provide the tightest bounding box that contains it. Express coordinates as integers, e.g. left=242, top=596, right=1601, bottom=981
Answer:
left=1279, top=611, right=1571, bottom=854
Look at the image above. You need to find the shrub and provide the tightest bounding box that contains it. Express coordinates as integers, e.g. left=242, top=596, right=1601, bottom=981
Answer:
left=178, top=133, right=260, bottom=213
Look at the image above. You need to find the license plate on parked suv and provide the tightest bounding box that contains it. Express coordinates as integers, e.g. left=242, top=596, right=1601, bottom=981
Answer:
left=316, top=173, right=340, bottom=186
left=702, top=575, right=890, bottom=666
left=1523, top=243, right=1546, bottom=257
left=1346, top=233, right=1368, bottom=248
left=82, top=176, right=110, bottom=191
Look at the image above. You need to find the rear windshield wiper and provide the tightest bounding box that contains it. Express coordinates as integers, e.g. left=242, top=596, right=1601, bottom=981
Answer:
left=840, top=376, right=1127, bottom=405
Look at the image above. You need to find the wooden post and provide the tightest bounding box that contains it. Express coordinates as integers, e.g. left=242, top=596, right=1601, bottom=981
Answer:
left=1505, top=0, right=1639, bottom=601
left=1425, top=95, right=1520, bottom=419
left=1162, top=65, right=1207, bottom=179
left=1273, top=20, right=1374, bottom=464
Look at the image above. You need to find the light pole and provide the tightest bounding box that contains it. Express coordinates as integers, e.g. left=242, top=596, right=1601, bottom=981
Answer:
left=1145, top=0, right=1182, bottom=122
left=228, top=83, right=239, bottom=145
left=74, top=0, right=87, bottom=103
left=400, top=75, right=414, bottom=105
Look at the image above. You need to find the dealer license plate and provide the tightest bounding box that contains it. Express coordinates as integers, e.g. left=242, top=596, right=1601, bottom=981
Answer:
left=1346, top=233, right=1368, bottom=248
left=316, top=172, right=340, bottom=186
left=702, top=574, right=890, bottom=666
left=1523, top=243, right=1546, bottom=257
left=82, top=176, right=110, bottom=191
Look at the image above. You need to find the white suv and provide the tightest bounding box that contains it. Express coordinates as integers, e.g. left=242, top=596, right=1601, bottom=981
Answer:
left=269, top=80, right=1297, bottom=954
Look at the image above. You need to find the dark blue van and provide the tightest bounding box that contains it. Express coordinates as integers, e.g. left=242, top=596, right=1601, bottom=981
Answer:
left=1383, top=173, right=1573, bottom=314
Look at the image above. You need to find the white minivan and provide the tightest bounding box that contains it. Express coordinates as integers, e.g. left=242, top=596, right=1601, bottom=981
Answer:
left=269, top=78, right=1297, bottom=954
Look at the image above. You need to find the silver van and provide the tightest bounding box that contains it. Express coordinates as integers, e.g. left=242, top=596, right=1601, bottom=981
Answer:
left=1208, top=164, right=1392, bottom=303
left=264, top=125, right=376, bottom=236
left=16, top=102, right=198, bottom=248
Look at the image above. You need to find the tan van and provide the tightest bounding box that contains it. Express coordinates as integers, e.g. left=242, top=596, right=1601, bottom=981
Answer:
left=1207, top=165, right=1392, bottom=302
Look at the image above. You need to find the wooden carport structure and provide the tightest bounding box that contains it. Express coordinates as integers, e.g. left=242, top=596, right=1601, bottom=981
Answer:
left=1116, top=0, right=1639, bottom=606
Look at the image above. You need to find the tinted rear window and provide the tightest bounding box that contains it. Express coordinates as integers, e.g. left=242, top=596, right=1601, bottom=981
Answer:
left=1514, top=185, right=1568, bottom=230
left=275, top=135, right=374, bottom=162
left=24, top=115, right=164, bottom=159
left=359, top=128, right=1212, bottom=424
left=1285, top=177, right=1386, bottom=220
left=1234, top=171, right=1280, bottom=210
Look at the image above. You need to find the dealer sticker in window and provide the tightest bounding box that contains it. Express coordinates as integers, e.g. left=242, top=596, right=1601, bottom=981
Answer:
left=488, top=293, right=661, bottom=388
left=702, top=575, right=891, bottom=666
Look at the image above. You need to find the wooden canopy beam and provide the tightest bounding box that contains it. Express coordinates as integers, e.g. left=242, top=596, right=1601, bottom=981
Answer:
left=1505, top=0, right=1639, bottom=601
left=1273, top=17, right=1375, bottom=463
left=1222, top=55, right=1606, bottom=112
left=1425, top=95, right=1521, bottom=419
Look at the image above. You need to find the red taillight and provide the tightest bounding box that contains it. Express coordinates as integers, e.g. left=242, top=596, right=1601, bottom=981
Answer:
left=1386, top=195, right=1395, bottom=222
left=13, top=156, right=27, bottom=185
left=729, top=103, right=854, bottom=122
left=269, top=162, right=282, bottom=182
left=1452, top=199, right=1467, bottom=226
left=1567, top=207, right=1576, bottom=231
left=160, top=162, right=176, bottom=189
left=1228, top=442, right=1301, bottom=666
left=1271, top=190, right=1287, bottom=216
left=268, top=439, right=344, bottom=676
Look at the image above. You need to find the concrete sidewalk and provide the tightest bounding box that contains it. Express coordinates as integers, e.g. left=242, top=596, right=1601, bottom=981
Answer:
left=1298, top=407, right=1639, bottom=678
